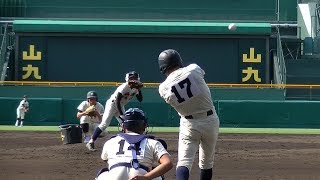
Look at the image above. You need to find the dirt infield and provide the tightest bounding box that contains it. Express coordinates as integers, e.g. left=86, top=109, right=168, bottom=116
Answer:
left=0, top=131, right=320, bottom=180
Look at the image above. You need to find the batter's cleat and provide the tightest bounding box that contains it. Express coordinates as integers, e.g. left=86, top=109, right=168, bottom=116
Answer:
left=86, top=142, right=96, bottom=151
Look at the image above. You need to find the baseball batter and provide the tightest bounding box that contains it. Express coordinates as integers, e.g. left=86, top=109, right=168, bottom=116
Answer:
left=77, top=91, right=104, bottom=143
left=87, top=71, right=143, bottom=151
left=15, top=95, right=29, bottom=127
left=96, top=108, right=172, bottom=180
left=158, top=49, right=220, bottom=180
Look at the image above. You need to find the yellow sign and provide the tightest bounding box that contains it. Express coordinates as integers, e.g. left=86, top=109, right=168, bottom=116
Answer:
left=21, top=44, right=43, bottom=80
left=241, top=47, right=261, bottom=83
left=22, top=64, right=42, bottom=79
left=22, top=45, right=42, bottom=60
left=242, top=67, right=261, bottom=82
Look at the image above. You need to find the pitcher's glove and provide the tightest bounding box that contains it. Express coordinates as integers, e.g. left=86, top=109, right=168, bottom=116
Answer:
left=24, top=107, right=29, bottom=113
left=84, top=105, right=96, bottom=117
left=128, top=80, right=144, bottom=89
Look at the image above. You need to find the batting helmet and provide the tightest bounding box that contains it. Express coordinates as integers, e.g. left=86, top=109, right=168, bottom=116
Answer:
left=87, top=91, right=98, bottom=100
left=120, top=108, right=148, bottom=133
left=125, top=71, right=140, bottom=82
left=158, top=49, right=183, bottom=74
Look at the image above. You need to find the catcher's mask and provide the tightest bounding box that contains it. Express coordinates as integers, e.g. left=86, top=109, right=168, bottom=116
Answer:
left=158, top=49, right=183, bottom=74
left=125, top=71, right=140, bottom=82
left=120, top=108, right=148, bottom=133
left=87, top=91, right=98, bottom=101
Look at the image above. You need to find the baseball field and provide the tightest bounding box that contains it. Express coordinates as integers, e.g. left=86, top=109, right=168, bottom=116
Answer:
left=1, top=126, right=320, bottom=180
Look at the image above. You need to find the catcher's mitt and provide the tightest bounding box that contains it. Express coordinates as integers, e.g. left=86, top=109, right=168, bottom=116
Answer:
left=128, top=80, right=144, bottom=89
left=84, top=105, right=96, bottom=117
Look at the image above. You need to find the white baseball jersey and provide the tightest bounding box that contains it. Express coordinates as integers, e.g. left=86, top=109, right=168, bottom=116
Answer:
left=98, top=82, right=140, bottom=130
left=159, top=63, right=215, bottom=117
left=159, top=63, right=220, bottom=171
left=101, top=132, right=168, bottom=169
left=17, top=99, right=29, bottom=110
left=109, top=82, right=140, bottom=106
left=16, top=99, right=29, bottom=119
left=77, top=101, right=104, bottom=124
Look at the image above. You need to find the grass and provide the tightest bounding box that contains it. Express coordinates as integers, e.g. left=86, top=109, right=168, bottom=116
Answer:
left=1, top=125, right=320, bottom=134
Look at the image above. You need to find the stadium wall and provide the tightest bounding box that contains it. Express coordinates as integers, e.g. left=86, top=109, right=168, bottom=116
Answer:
left=1, top=97, right=319, bottom=128
left=1, top=0, right=297, bottom=22
left=3, top=85, right=319, bottom=128
left=13, top=21, right=271, bottom=83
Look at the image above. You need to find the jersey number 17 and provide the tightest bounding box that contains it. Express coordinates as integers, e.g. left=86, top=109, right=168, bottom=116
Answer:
left=171, top=77, right=194, bottom=103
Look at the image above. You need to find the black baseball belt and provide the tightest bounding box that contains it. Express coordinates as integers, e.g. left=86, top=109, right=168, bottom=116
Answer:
left=185, top=109, right=213, bottom=119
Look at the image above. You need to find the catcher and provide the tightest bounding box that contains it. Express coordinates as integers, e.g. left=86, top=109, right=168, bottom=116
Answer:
left=77, top=91, right=104, bottom=143
left=15, top=95, right=29, bottom=127
left=86, top=71, right=143, bottom=151
left=95, top=108, right=172, bottom=180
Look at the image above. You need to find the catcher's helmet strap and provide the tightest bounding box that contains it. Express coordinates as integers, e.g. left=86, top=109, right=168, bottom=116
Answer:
left=118, top=133, right=146, bottom=144
left=117, top=133, right=147, bottom=170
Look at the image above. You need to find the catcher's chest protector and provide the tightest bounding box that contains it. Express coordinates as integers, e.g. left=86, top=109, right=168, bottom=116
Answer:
left=117, top=133, right=147, bottom=169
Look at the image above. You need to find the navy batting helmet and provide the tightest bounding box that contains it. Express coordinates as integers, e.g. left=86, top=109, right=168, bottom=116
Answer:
left=121, top=108, right=148, bottom=132
left=158, top=49, right=183, bottom=74
left=87, top=91, right=98, bottom=100
left=125, top=71, right=140, bottom=82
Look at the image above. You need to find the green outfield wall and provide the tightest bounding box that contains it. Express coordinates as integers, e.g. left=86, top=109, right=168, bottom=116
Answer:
left=1, top=97, right=319, bottom=128
left=0, top=86, right=285, bottom=100
left=218, top=100, right=320, bottom=128
left=4, top=85, right=320, bottom=128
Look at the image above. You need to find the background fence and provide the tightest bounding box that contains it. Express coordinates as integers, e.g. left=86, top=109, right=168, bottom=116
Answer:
left=0, top=82, right=319, bottom=128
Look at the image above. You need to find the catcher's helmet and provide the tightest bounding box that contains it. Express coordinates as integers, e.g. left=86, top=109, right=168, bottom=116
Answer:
left=158, top=49, right=183, bottom=74
left=125, top=71, right=140, bottom=82
left=120, top=108, right=148, bottom=132
left=87, top=91, right=98, bottom=100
